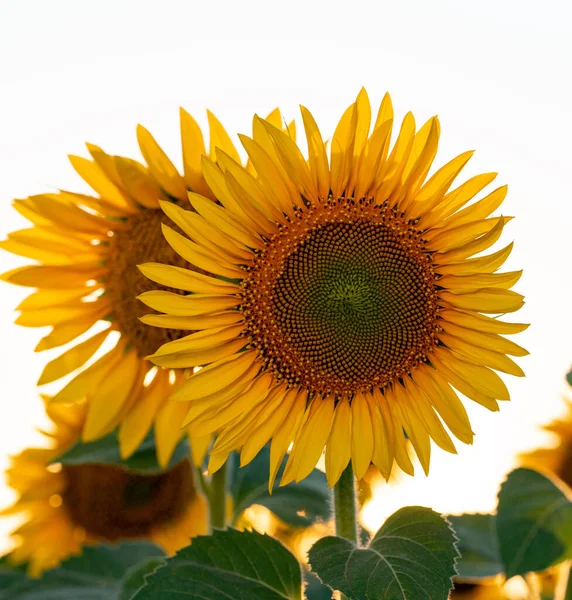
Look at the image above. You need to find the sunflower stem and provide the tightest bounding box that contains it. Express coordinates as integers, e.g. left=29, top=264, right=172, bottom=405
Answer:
left=333, top=463, right=359, bottom=545
left=209, top=462, right=228, bottom=531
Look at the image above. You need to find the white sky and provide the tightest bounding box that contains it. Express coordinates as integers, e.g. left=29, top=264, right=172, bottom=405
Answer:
left=0, top=0, right=571, bottom=547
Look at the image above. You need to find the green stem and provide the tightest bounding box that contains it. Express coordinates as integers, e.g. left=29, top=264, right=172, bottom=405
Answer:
left=209, top=462, right=228, bottom=531
left=333, top=463, right=359, bottom=545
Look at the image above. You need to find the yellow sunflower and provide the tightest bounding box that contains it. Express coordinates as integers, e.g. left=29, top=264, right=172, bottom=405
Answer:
left=0, top=108, right=292, bottom=467
left=1, top=398, right=207, bottom=577
left=520, top=397, right=572, bottom=487
left=141, top=89, right=527, bottom=488
left=450, top=581, right=509, bottom=599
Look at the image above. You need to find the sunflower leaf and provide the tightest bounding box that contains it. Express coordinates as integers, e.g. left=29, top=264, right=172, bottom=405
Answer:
left=0, top=542, right=165, bottom=600
left=133, top=528, right=302, bottom=600
left=497, top=467, right=572, bottom=578
left=308, top=506, right=459, bottom=600
left=52, top=428, right=189, bottom=473
left=230, top=446, right=331, bottom=527
left=447, top=513, right=502, bottom=580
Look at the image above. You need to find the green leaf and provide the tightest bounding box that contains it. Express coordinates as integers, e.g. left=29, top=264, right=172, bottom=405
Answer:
left=566, top=366, right=572, bottom=388
left=308, top=506, right=459, bottom=600
left=497, top=467, right=572, bottom=578
left=231, top=446, right=331, bottom=527
left=118, top=558, right=165, bottom=600
left=0, top=542, right=165, bottom=600
left=133, top=528, right=302, bottom=599
left=304, top=572, right=333, bottom=600
left=53, top=429, right=190, bottom=474
left=447, top=514, right=502, bottom=580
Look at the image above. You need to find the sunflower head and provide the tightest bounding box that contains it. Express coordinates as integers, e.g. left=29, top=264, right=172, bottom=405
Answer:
left=0, top=108, right=290, bottom=467
left=140, top=89, right=527, bottom=488
left=520, top=398, right=572, bottom=488
left=1, top=398, right=207, bottom=577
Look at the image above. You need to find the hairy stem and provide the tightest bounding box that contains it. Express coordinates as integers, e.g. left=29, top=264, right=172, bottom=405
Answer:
left=209, top=462, right=228, bottom=531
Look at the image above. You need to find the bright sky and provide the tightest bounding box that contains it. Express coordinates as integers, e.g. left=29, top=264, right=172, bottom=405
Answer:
left=0, top=0, right=571, bottom=548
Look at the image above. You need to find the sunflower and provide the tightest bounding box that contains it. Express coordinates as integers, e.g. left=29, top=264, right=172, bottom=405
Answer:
left=520, top=397, right=572, bottom=487
left=0, top=108, right=292, bottom=467
left=450, top=581, right=509, bottom=599
left=141, top=89, right=527, bottom=488
left=1, top=398, right=207, bottom=577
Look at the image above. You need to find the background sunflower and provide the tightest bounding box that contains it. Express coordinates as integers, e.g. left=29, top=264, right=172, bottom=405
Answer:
left=0, top=108, right=293, bottom=468
left=1, top=397, right=206, bottom=577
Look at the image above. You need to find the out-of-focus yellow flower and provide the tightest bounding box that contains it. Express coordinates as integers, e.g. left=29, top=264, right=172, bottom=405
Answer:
left=1, top=398, right=207, bottom=577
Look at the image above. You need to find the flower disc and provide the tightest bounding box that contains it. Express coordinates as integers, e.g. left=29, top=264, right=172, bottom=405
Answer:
left=242, top=198, right=439, bottom=395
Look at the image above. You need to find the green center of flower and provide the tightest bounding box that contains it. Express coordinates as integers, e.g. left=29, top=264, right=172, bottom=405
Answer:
left=241, top=197, right=439, bottom=396
left=61, top=460, right=195, bottom=540
left=107, top=209, right=189, bottom=357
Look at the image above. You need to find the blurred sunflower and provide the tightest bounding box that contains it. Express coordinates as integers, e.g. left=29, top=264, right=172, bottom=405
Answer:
left=1, top=398, right=207, bottom=577
left=0, top=108, right=291, bottom=466
left=520, top=397, right=572, bottom=487
left=450, top=582, right=509, bottom=599
left=142, top=89, right=527, bottom=488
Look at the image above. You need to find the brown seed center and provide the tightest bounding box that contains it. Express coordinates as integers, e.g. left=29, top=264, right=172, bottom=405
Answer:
left=61, top=460, right=195, bottom=540
left=241, top=197, right=440, bottom=396
left=106, top=209, right=188, bottom=357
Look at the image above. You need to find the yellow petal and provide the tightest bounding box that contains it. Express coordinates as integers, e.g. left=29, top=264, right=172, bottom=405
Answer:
left=118, top=369, right=169, bottom=459
left=17, top=287, right=96, bottom=310
left=440, top=309, right=529, bottom=335
left=180, top=107, right=212, bottom=197
left=149, top=338, right=246, bottom=369
left=414, top=367, right=474, bottom=445
left=427, top=216, right=512, bottom=251
left=330, top=103, right=357, bottom=198
left=16, top=300, right=110, bottom=328
left=171, top=351, right=259, bottom=402
left=189, top=433, right=212, bottom=467
left=240, top=385, right=295, bottom=466
left=136, top=124, right=187, bottom=200
left=2, top=264, right=106, bottom=289
left=392, top=383, right=431, bottom=475
left=239, top=134, right=294, bottom=217
left=188, top=192, right=264, bottom=250
left=114, top=157, right=164, bottom=208
left=191, top=373, right=274, bottom=435
left=161, top=223, right=245, bottom=278
left=300, top=106, right=330, bottom=199
left=351, top=392, right=374, bottom=480
left=270, top=389, right=307, bottom=491
left=368, top=390, right=394, bottom=479
left=379, top=387, right=414, bottom=476
left=36, top=317, right=98, bottom=351
left=155, top=399, right=189, bottom=467
left=68, top=155, right=133, bottom=209
left=405, top=381, right=457, bottom=454
left=260, top=118, right=318, bottom=202
left=140, top=311, right=242, bottom=330
left=138, top=290, right=240, bottom=317
left=286, top=396, right=335, bottom=483
left=83, top=349, right=141, bottom=440
left=373, top=92, right=393, bottom=131
left=439, top=288, right=524, bottom=313
left=432, top=350, right=508, bottom=403
left=207, top=110, right=241, bottom=163
left=138, top=263, right=239, bottom=294
left=435, top=242, right=514, bottom=275
left=38, top=328, right=110, bottom=385
left=440, top=320, right=528, bottom=357
left=439, top=270, right=522, bottom=292
left=159, top=200, right=252, bottom=262
left=151, top=325, right=244, bottom=358
left=436, top=216, right=507, bottom=264
left=325, top=398, right=352, bottom=487
left=442, top=185, right=508, bottom=230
